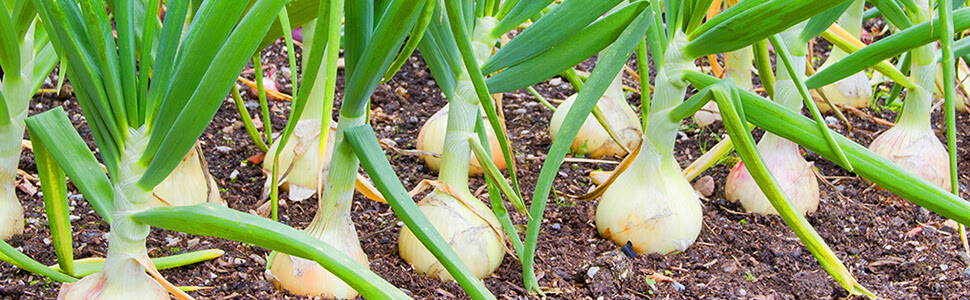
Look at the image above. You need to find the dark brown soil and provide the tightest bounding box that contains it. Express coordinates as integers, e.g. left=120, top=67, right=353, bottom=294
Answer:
left=3, top=34, right=970, bottom=299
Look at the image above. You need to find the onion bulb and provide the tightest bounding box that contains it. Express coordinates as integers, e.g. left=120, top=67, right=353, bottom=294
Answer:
left=262, top=119, right=335, bottom=201
left=150, top=143, right=224, bottom=207
left=416, top=104, right=506, bottom=175
left=549, top=74, right=641, bottom=158
left=869, top=122, right=950, bottom=189
left=58, top=263, right=167, bottom=300
left=0, top=171, right=23, bottom=239
left=267, top=212, right=367, bottom=298
left=725, top=134, right=820, bottom=215
left=595, top=140, right=702, bottom=254
left=398, top=189, right=504, bottom=280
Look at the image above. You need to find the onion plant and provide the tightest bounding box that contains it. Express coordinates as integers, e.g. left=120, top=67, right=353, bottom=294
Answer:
left=0, top=3, right=57, bottom=239
left=18, top=0, right=413, bottom=298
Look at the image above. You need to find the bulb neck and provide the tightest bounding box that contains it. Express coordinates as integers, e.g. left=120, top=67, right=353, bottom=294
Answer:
left=646, top=32, right=692, bottom=157
left=317, top=114, right=367, bottom=222
left=437, top=17, right=498, bottom=191
left=897, top=43, right=937, bottom=131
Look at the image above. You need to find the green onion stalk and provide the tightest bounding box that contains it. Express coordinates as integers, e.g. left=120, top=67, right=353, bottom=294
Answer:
left=725, top=25, right=820, bottom=215
left=596, top=32, right=703, bottom=254
left=0, top=21, right=56, bottom=239
left=549, top=71, right=642, bottom=158
left=262, top=23, right=336, bottom=202
left=814, top=0, right=872, bottom=112
left=868, top=0, right=950, bottom=190
left=399, top=17, right=506, bottom=280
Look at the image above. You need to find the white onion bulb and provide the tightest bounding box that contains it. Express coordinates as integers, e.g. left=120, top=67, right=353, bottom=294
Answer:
left=58, top=263, right=167, bottom=300
left=813, top=72, right=872, bottom=112
left=267, top=213, right=367, bottom=299
left=0, top=183, right=23, bottom=239
left=595, top=140, right=702, bottom=254
left=869, top=124, right=950, bottom=189
left=151, top=143, right=224, bottom=207
left=416, top=104, right=506, bottom=175
left=549, top=75, right=641, bottom=158
left=398, top=190, right=504, bottom=280
left=724, top=135, right=820, bottom=215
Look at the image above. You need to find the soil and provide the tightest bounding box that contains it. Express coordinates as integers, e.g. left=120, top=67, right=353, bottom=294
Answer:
left=3, top=28, right=970, bottom=300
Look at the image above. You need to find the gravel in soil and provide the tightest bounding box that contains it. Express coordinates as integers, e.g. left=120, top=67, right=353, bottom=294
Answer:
left=2, top=38, right=970, bottom=299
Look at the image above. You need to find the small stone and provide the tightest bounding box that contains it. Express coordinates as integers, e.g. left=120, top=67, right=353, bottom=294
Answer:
left=513, top=108, right=527, bottom=115
left=549, top=78, right=563, bottom=86
left=672, top=281, right=686, bottom=292
left=738, top=288, right=747, bottom=296
left=551, top=223, right=561, bottom=230
left=229, top=169, right=240, bottom=181
left=407, top=116, right=419, bottom=123
left=215, top=146, right=233, bottom=153
left=397, top=221, right=404, bottom=227
left=586, top=266, right=600, bottom=278
left=941, top=264, right=949, bottom=271
left=692, top=176, right=715, bottom=198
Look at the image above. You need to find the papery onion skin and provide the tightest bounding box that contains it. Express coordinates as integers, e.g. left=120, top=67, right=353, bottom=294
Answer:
left=268, top=214, right=367, bottom=299
left=262, top=120, right=335, bottom=201
left=57, top=263, right=168, bottom=300
left=868, top=125, right=950, bottom=190
left=398, top=190, right=505, bottom=280
left=595, top=140, right=703, bottom=254
left=417, top=104, right=506, bottom=175
left=724, top=135, right=820, bottom=215
left=151, top=144, right=224, bottom=207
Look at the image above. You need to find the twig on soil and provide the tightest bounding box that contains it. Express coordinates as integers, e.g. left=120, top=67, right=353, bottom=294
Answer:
left=837, top=104, right=895, bottom=127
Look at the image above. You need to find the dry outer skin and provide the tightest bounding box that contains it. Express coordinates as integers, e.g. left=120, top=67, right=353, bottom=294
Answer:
left=2, top=38, right=970, bottom=299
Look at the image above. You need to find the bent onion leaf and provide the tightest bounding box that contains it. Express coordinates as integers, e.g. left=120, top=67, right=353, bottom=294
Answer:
left=30, top=126, right=74, bottom=276
left=344, top=125, right=497, bottom=300
left=685, top=71, right=970, bottom=225
left=807, top=7, right=970, bottom=89
left=482, top=0, right=624, bottom=74
left=131, top=204, right=411, bottom=299
left=684, top=0, right=847, bottom=58
left=486, top=1, right=648, bottom=93
left=25, top=107, right=114, bottom=222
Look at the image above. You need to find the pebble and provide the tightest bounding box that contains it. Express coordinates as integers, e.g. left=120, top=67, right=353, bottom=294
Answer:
left=964, top=267, right=970, bottom=277
left=941, top=264, right=949, bottom=271
left=586, top=266, right=600, bottom=278
left=229, top=169, right=240, bottom=181
left=513, top=108, right=528, bottom=115
left=738, top=288, right=747, bottom=296
left=215, top=146, right=233, bottom=153
left=549, top=78, right=562, bottom=86
left=551, top=223, right=561, bottom=230
left=525, top=102, right=540, bottom=107
left=407, top=116, right=419, bottom=123
left=692, top=176, right=715, bottom=197
left=672, top=281, right=686, bottom=292
left=825, top=116, right=839, bottom=126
